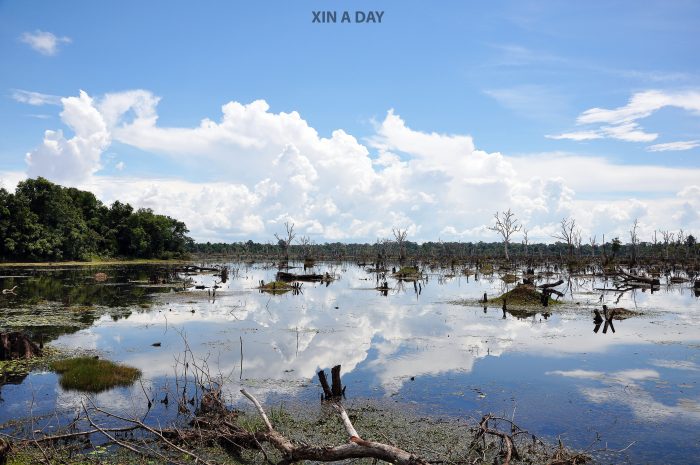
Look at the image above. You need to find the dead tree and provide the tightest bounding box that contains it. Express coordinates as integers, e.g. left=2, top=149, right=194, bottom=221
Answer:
left=660, top=230, right=674, bottom=260
left=589, top=235, right=597, bottom=257
left=574, top=229, right=583, bottom=256
left=392, top=228, right=409, bottom=263
left=629, top=218, right=640, bottom=264
left=488, top=209, right=521, bottom=260
left=522, top=228, right=530, bottom=257
left=552, top=217, right=578, bottom=258
left=274, top=221, right=296, bottom=262
left=298, top=235, right=314, bottom=260
left=677, top=229, right=687, bottom=259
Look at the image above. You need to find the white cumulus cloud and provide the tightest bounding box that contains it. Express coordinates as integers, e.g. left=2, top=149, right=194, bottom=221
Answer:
left=25, top=91, right=110, bottom=183
left=16, top=89, right=700, bottom=242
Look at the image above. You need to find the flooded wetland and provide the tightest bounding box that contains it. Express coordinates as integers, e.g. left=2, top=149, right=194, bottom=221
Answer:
left=1, top=261, right=699, bottom=464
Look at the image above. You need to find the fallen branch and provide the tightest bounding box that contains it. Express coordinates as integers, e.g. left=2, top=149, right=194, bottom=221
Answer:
left=617, top=269, right=659, bottom=286
left=1, top=286, right=17, bottom=295
left=473, top=415, right=519, bottom=465
left=241, top=386, right=430, bottom=465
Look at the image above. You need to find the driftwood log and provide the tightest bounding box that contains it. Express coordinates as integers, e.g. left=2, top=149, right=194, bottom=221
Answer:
left=617, top=269, right=660, bottom=286
left=1, top=286, right=18, bottom=295
left=537, top=279, right=564, bottom=289
left=0, top=332, right=42, bottom=361
left=276, top=271, right=330, bottom=283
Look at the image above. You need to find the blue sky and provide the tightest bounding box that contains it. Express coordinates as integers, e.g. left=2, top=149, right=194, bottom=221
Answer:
left=1, top=1, right=699, bottom=242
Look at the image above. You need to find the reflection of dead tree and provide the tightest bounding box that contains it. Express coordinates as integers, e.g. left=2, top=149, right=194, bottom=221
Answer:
left=593, top=306, right=616, bottom=334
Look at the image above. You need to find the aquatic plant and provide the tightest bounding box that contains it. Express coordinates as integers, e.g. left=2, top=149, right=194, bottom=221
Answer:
left=50, top=357, right=141, bottom=392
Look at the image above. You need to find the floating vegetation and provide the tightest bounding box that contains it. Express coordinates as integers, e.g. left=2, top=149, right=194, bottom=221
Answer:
left=258, top=281, right=293, bottom=294
left=606, top=306, right=642, bottom=320
left=393, top=266, right=421, bottom=279
left=480, top=264, right=494, bottom=274
left=51, top=357, right=141, bottom=393
left=489, top=284, right=560, bottom=306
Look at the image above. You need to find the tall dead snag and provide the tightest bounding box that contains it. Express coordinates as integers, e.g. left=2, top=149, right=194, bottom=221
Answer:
left=274, top=221, right=296, bottom=262
left=488, top=209, right=522, bottom=260
left=552, top=217, right=578, bottom=258
left=317, top=365, right=345, bottom=400
left=392, top=228, right=408, bottom=263
left=522, top=228, right=530, bottom=257
left=629, top=218, right=640, bottom=264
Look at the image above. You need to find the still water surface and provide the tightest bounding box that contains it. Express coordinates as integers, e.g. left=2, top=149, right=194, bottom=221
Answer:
left=1, top=262, right=699, bottom=463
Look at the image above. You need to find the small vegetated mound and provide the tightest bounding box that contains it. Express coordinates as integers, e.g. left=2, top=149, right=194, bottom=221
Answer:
left=50, top=357, right=141, bottom=393
left=258, top=280, right=293, bottom=294
left=480, top=263, right=494, bottom=275
left=606, top=307, right=641, bottom=320
left=490, top=284, right=559, bottom=306
left=393, top=266, right=421, bottom=279
left=501, top=273, right=518, bottom=284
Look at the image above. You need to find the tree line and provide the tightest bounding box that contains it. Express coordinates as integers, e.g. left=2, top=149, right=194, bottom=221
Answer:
left=189, top=215, right=697, bottom=262
left=0, top=178, right=192, bottom=261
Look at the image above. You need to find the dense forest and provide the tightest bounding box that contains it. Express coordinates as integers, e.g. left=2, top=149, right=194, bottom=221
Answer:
left=0, top=178, right=192, bottom=261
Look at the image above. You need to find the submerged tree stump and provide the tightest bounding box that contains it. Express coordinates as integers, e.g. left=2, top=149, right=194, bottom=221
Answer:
left=0, top=332, right=42, bottom=361
left=318, top=364, right=346, bottom=401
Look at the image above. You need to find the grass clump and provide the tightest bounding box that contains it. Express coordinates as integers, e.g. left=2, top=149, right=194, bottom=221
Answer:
left=393, top=266, right=421, bottom=279
left=51, top=357, right=141, bottom=393
left=489, top=284, right=560, bottom=306
left=258, top=281, right=292, bottom=294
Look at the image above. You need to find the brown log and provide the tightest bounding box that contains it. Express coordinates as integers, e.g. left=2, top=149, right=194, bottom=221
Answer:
left=617, top=270, right=659, bottom=286
left=537, top=279, right=564, bottom=289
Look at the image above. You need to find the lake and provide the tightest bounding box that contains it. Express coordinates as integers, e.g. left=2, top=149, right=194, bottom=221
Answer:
left=1, top=261, right=699, bottom=463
